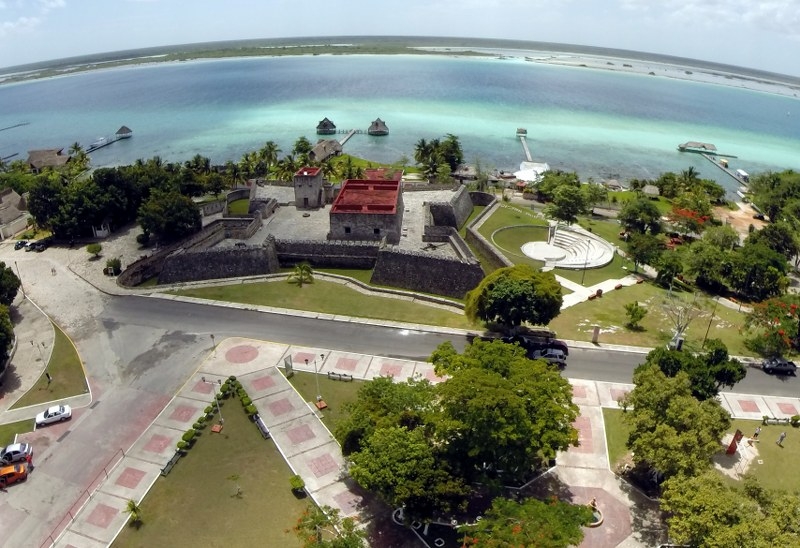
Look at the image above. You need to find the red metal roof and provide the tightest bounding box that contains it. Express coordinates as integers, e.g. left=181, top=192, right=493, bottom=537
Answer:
left=363, top=168, right=403, bottom=182
left=331, top=180, right=400, bottom=214
left=294, top=166, right=321, bottom=177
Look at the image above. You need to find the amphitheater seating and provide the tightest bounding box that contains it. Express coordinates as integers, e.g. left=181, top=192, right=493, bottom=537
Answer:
left=547, top=228, right=614, bottom=269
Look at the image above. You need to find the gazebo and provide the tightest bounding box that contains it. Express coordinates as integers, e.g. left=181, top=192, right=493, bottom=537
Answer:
left=316, top=117, right=336, bottom=135
left=367, top=118, right=389, bottom=136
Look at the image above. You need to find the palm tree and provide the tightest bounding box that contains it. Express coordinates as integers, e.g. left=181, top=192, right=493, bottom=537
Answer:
left=287, top=262, right=314, bottom=287
left=258, top=141, right=281, bottom=178
left=414, top=138, right=430, bottom=166
left=68, top=142, right=83, bottom=156
left=276, top=154, right=299, bottom=181
left=224, top=160, right=242, bottom=188
left=319, top=159, right=339, bottom=181
left=125, top=499, right=143, bottom=525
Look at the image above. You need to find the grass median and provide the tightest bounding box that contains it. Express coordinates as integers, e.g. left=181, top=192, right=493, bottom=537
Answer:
left=11, top=322, right=88, bottom=409
left=170, top=278, right=473, bottom=330
left=113, top=398, right=307, bottom=547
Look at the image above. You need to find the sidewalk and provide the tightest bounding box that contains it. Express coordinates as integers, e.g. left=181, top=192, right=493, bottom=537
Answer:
left=46, top=338, right=800, bottom=548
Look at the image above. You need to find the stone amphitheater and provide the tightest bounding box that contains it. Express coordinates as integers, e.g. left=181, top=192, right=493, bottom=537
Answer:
left=521, top=224, right=615, bottom=270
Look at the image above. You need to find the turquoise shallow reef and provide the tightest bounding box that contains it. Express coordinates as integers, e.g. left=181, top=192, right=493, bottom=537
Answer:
left=1, top=51, right=798, bottom=191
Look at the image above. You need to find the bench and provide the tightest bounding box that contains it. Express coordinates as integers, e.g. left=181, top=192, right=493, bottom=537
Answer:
left=254, top=414, right=271, bottom=439
left=160, top=451, right=182, bottom=476
left=327, top=371, right=354, bottom=382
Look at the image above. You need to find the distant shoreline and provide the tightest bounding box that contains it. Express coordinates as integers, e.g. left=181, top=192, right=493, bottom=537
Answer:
left=2, top=39, right=800, bottom=100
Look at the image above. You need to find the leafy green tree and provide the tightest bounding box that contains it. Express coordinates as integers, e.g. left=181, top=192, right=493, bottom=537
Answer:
left=661, top=472, right=800, bottom=548
left=544, top=185, right=587, bottom=225
left=439, top=133, right=463, bottom=172
left=626, top=232, right=662, bottom=272
left=744, top=295, right=800, bottom=356
left=293, top=136, right=313, bottom=156
left=725, top=242, right=788, bottom=301
left=746, top=222, right=799, bottom=261
left=0, top=262, right=21, bottom=306
left=335, top=376, right=435, bottom=455
left=206, top=172, right=226, bottom=198
left=684, top=239, right=730, bottom=292
left=749, top=169, right=800, bottom=223
left=293, top=504, right=367, bottom=548
left=618, top=197, right=661, bottom=234
left=535, top=170, right=580, bottom=202
left=639, top=341, right=746, bottom=401
left=0, top=305, right=14, bottom=362
left=27, top=176, right=67, bottom=231
left=464, top=265, right=563, bottom=330
left=621, top=367, right=730, bottom=479
left=349, top=426, right=468, bottom=520
left=703, top=224, right=739, bottom=251
left=137, top=189, right=201, bottom=243
left=434, top=340, right=579, bottom=481
left=624, top=301, right=647, bottom=329
left=462, top=496, right=593, bottom=548
left=582, top=182, right=608, bottom=214
left=86, top=243, right=102, bottom=258
left=287, top=262, right=314, bottom=287
left=653, top=250, right=683, bottom=287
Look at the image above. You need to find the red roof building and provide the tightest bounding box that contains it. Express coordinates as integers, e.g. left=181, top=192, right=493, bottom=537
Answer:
left=329, top=180, right=404, bottom=243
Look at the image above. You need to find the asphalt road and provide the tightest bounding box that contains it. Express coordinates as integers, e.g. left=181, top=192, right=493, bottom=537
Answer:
left=107, top=295, right=796, bottom=397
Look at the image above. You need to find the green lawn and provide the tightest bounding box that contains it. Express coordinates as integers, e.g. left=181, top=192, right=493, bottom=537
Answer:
left=171, top=279, right=473, bottom=329
left=602, top=408, right=632, bottom=470
left=600, top=192, right=673, bottom=215
left=285, top=371, right=362, bottom=435
left=0, top=419, right=36, bottom=446
left=477, top=203, right=548, bottom=241
left=726, top=420, right=800, bottom=492
left=227, top=198, right=250, bottom=215
left=549, top=281, right=752, bottom=355
left=577, top=216, right=625, bottom=245
left=11, top=323, right=88, bottom=409
left=553, top=253, right=634, bottom=287
left=113, top=399, right=307, bottom=548
left=459, top=205, right=487, bottom=237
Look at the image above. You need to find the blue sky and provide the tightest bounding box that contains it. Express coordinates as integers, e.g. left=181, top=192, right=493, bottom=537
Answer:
left=2, top=0, right=800, bottom=76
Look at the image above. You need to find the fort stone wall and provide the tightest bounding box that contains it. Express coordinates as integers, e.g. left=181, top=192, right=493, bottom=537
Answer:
left=371, top=247, right=484, bottom=299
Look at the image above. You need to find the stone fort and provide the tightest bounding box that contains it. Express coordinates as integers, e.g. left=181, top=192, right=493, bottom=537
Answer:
left=119, top=167, right=510, bottom=299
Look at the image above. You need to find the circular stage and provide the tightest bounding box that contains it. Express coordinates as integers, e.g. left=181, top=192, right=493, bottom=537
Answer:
left=520, top=241, right=567, bottom=262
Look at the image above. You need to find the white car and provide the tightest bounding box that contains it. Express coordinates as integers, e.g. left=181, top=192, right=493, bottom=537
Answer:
left=0, top=443, right=33, bottom=465
left=35, top=405, right=72, bottom=427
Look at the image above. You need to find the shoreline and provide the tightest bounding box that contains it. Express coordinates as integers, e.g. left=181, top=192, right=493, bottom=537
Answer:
left=3, top=43, right=800, bottom=101
left=417, top=46, right=800, bottom=100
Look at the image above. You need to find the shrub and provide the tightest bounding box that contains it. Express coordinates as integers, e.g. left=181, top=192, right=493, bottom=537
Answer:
left=136, top=232, right=150, bottom=245
left=245, top=404, right=258, bottom=416
left=86, top=243, right=102, bottom=257
left=177, top=440, right=188, bottom=451
left=182, top=429, right=197, bottom=443
left=193, top=421, right=205, bottom=430
left=289, top=475, right=305, bottom=491
left=204, top=405, right=214, bottom=415
left=241, top=396, right=252, bottom=407
left=105, top=257, right=122, bottom=275
left=791, top=415, right=800, bottom=427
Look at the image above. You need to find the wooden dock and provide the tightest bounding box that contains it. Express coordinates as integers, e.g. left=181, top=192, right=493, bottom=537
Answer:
left=338, top=129, right=357, bottom=146
left=699, top=153, right=749, bottom=185
left=519, top=134, right=533, bottom=162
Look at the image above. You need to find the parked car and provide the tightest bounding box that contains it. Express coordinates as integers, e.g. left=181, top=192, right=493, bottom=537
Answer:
left=0, top=463, right=28, bottom=487
left=530, top=348, right=568, bottom=367
left=502, top=334, right=570, bottom=357
left=35, top=404, right=72, bottom=427
left=0, top=443, right=32, bottom=465
left=761, top=357, right=798, bottom=375
left=14, top=240, right=27, bottom=250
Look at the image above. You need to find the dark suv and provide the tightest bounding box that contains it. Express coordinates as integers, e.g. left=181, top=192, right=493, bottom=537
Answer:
left=761, top=357, right=797, bottom=375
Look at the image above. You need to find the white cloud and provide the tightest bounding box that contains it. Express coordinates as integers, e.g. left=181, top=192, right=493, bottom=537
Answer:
left=0, top=16, right=40, bottom=37
left=619, top=0, right=800, bottom=37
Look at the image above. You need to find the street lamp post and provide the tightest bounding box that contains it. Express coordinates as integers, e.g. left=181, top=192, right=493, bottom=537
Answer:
left=201, top=376, right=223, bottom=424
left=306, top=354, right=326, bottom=409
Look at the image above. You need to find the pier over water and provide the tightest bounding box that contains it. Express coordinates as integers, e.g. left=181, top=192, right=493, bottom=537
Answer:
left=517, top=128, right=533, bottom=162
